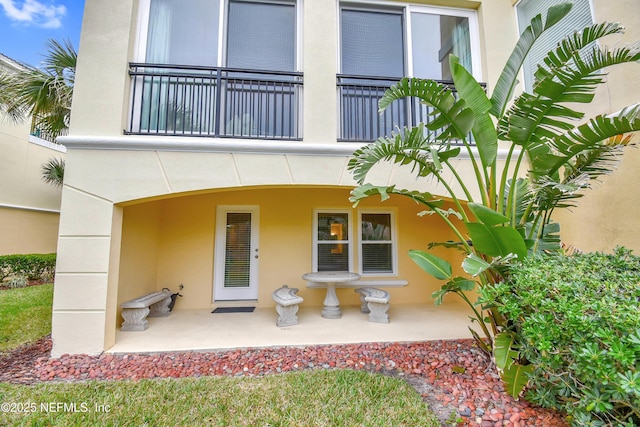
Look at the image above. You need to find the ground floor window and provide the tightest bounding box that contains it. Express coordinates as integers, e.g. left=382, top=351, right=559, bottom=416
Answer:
left=313, top=210, right=396, bottom=275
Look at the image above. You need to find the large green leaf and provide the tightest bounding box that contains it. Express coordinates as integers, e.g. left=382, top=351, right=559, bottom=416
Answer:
left=462, top=253, right=491, bottom=277
left=466, top=223, right=528, bottom=259
left=501, top=362, right=534, bottom=399
left=450, top=55, right=497, bottom=168
left=379, top=77, right=474, bottom=139
left=468, top=203, right=509, bottom=226
left=489, top=2, right=572, bottom=118
left=408, top=250, right=452, bottom=280
left=494, top=331, right=518, bottom=370
left=349, top=184, right=443, bottom=210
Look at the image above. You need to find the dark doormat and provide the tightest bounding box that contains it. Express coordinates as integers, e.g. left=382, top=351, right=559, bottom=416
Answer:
left=212, top=307, right=256, bottom=314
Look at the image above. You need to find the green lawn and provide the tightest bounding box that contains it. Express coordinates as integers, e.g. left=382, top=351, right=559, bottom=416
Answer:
left=0, top=284, right=53, bottom=353
left=0, top=370, right=440, bottom=426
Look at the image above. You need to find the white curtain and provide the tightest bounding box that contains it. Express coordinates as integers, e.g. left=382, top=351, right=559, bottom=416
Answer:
left=146, top=0, right=172, bottom=63
left=452, top=18, right=472, bottom=74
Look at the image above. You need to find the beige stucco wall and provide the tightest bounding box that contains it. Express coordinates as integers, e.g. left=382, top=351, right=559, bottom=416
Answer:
left=55, top=0, right=640, bottom=356
left=552, top=0, right=640, bottom=253
left=0, top=115, right=63, bottom=255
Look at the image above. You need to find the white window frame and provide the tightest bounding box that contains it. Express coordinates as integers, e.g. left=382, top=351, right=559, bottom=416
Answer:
left=313, top=209, right=354, bottom=272
left=358, top=210, right=398, bottom=276
left=337, top=1, right=482, bottom=81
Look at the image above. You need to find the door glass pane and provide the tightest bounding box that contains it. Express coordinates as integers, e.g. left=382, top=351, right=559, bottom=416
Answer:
left=227, top=0, right=296, bottom=71
left=147, top=0, right=219, bottom=66
left=224, top=213, right=252, bottom=288
left=411, top=12, right=471, bottom=80
left=341, top=9, right=404, bottom=77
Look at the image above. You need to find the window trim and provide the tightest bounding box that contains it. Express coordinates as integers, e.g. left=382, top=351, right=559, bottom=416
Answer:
left=312, top=208, right=398, bottom=276
left=358, top=209, right=398, bottom=277
left=313, top=209, right=354, bottom=272
left=337, top=0, right=482, bottom=81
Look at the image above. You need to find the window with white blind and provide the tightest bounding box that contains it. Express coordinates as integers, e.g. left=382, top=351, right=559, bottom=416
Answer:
left=315, top=211, right=352, bottom=272
left=337, top=3, right=481, bottom=141
left=140, top=0, right=298, bottom=70
left=360, top=212, right=396, bottom=275
left=313, top=210, right=397, bottom=275
left=132, top=0, right=302, bottom=139
left=516, top=0, right=594, bottom=91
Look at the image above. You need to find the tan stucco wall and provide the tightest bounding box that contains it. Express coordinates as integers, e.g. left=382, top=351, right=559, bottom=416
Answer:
left=115, top=187, right=463, bottom=316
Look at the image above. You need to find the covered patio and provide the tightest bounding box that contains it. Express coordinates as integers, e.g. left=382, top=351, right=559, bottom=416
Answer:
left=108, top=303, right=474, bottom=353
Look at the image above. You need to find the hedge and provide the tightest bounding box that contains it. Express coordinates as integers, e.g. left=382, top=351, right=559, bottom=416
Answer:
left=0, top=253, right=56, bottom=281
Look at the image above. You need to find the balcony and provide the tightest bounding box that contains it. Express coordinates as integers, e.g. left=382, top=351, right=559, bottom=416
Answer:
left=337, top=74, right=476, bottom=143
left=127, top=63, right=303, bottom=140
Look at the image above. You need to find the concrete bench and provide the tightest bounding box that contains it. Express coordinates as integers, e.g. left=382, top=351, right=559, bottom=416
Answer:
left=121, top=290, right=172, bottom=331
left=272, top=285, right=303, bottom=327
left=355, top=287, right=390, bottom=323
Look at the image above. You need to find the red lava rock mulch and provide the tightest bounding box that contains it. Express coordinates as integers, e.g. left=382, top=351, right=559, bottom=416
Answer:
left=0, top=336, right=568, bottom=427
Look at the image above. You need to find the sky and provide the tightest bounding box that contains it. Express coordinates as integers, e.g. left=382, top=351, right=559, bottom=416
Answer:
left=0, top=0, right=84, bottom=67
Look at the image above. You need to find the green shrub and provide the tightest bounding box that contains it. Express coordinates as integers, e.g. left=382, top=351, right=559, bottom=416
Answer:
left=7, top=276, right=27, bottom=289
left=484, top=248, right=640, bottom=427
left=0, top=253, right=56, bottom=281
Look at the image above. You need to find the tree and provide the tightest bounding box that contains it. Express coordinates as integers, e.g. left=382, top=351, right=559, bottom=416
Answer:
left=347, top=2, right=640, bottom=396
left=0, top=38, right=76, bottom=139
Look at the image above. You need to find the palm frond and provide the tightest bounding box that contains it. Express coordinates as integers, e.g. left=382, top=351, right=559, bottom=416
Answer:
left=534, top=104, right=640, bottom=177
left=532, top=22, right=624, bottom=83
left=41, top=157, right=65, bottom=187
left=347, top=125, right=459, bottom=184
left=501, top=44, right=640, bottom=156
left=378, top=77, right=474, bottom=140
left=489, top=2, right=573, bottom=118
left=349, top=183, right=443, bottom=211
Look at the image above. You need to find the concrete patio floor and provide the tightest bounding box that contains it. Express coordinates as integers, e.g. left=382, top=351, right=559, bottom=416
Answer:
left=108, top=303, right=475, bottom=354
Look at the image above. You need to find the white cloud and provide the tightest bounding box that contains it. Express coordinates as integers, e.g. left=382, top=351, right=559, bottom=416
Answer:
left=0, top=0, right=67, bottom=29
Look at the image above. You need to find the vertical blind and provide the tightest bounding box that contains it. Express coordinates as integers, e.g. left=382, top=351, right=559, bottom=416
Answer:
left=341, top=9, right=405, bottom=77
left=517, top=0, right=594, bottom=91
left=227, top=0, right=296, bottom=71
left=224, top=213, right=252, bottom=288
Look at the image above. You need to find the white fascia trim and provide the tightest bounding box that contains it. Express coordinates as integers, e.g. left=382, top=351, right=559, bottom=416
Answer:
left=57, top=135, right=517, bottom=159
left=29, top=135, right=67, bottom=153
left=0, top=202, right=61, bottom=214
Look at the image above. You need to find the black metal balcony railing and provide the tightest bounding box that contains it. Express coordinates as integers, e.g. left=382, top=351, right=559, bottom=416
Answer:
left=337, top=74, right=475, bottom=143
left=30, top=124, right=68, bottom=144
left=127, top=63, right=303, bottom=140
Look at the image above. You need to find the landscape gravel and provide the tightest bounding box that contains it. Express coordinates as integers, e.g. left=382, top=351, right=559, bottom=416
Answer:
left=0, top=336, right=568, bottom=426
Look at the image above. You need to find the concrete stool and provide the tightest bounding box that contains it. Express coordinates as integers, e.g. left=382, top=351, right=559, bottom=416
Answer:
left=272, top=285, right=303, bottom=327
left=355, top=287, right=390, bottom=323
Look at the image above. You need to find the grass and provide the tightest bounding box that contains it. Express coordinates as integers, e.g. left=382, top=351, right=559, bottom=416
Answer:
left=0, top=370, right=440, bottom=426
left=0, top=284, right=53, bottom=353
left=0, top=284, right=441, bottom=426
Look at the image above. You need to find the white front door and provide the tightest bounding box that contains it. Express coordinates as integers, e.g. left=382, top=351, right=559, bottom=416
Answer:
left=214, top=206, right=259, bottom=301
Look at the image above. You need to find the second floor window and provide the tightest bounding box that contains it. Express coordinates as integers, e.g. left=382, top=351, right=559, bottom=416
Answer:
left=130, top=0, right=301, bottom=139
left=338, top=3, right=481, bottom=142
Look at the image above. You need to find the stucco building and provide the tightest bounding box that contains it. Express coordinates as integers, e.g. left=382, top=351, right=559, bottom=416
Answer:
left=52, top=0, right=639, bottom=356
left=0, top=54, right=64, bottom=256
